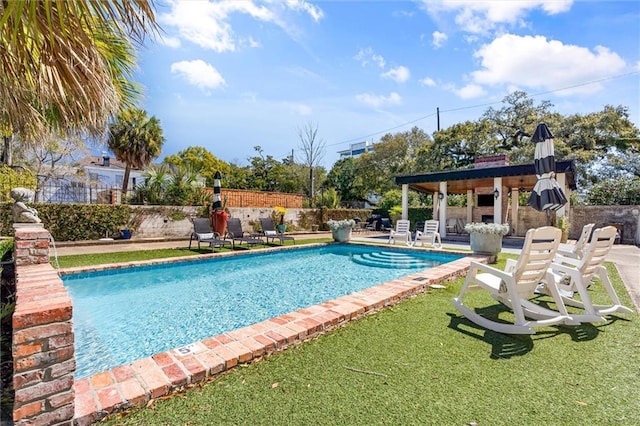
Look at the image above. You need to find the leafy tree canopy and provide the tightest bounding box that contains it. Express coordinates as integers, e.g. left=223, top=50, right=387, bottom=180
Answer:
left=164, top=146, right=229, bottom=186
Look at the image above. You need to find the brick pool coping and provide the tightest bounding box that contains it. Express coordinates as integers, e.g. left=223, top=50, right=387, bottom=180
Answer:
left=60, top=243, right=486, bottom=425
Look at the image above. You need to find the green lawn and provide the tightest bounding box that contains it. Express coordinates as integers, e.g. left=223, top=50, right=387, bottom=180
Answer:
left=100, top=257, right=639, bottom=425
left=53, top=238, right=332, bottom=268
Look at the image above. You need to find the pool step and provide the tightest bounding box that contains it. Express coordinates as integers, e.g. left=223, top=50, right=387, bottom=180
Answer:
left=351, top=251, right=433, bottom=269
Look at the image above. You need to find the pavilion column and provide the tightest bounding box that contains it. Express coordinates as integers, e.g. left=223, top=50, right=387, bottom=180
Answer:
left=401, top=184, right=409, bottom=220
left=439, top=182, right=447, bottom=236
left=466, top=190, right=473, bottom=224
left=555, top=172, right=569, bottom=221
left=511, top=188, right=519, bottom=236
left=493, top=177, right=502, bottom=224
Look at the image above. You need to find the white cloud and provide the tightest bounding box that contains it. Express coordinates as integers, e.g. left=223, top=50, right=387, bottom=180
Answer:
left=285, top=0, right=324, bottom=22
left=160, top=36, right=181, bottom=48
left=454, top=84, right=486, bottom=99
left=170, top=60, right=226, bottom=92
left=354, top=47, right=386, bottom=68
left=422, top=0, right=573, bottom=35
left=159, top=0, right=323, bottom=52
left=432, top=31, right=447, bottom=48
left=420, top=77, right=436, bottom=87
left=355, top=92, right=402, bottom=108
left=381, top=66, right=411, bottom=83
left=470, top=34, right=627, bottom=95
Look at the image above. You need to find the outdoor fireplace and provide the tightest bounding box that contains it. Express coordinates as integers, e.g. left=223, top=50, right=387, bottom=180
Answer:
left=481, top=215, right=494, bottom=223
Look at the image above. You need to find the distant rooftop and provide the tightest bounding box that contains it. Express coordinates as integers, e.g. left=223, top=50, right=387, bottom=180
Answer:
left=337, top=141, right=375, bottom=159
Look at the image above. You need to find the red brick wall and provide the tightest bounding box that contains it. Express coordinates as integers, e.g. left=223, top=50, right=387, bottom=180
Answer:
left=205, top=188, right=305, bottom=208
left=12, top=227, right=75, bottom=425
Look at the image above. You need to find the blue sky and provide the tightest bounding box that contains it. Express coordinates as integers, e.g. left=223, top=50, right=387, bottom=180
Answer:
left=134, top=0, right=640, bottom=168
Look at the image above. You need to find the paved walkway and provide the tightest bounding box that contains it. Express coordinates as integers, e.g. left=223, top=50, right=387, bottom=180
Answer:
left=53, top=234, right=640, bottom=311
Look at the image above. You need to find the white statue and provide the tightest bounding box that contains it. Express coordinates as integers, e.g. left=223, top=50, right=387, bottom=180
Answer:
left=11, top=188, right=41, bottom=223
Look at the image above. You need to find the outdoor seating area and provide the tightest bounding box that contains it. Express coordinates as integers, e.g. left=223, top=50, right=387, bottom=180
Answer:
left=451, top=225, right=634, bottom=335
left=259, top=217, right=296, bottom=245
left=414, top=220, right=442, bottom=248
left=542, top=225, right=634, bottom=322
left=388, top=219, right=411, bottom=245
left=189, top=217, right=233, bottom=251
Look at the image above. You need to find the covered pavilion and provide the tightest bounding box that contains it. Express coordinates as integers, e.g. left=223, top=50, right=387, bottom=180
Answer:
left=395, top=156, right=577, bottom=237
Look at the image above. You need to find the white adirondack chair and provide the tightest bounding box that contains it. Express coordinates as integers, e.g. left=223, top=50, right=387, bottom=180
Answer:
left=388, top=220, right=411, bottom=245
left=414, top=220, right=441, bottom=248
left=452, top=226, right=573, bottom=335
left=541, top=226, right=634, bottom=322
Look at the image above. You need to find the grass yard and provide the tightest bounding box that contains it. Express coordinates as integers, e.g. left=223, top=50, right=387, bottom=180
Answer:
left=101, top=257, right=639, bottom=426
left=53, top=238, right=332, bottom=268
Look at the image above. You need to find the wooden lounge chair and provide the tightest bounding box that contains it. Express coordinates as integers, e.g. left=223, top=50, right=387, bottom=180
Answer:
left=259, top=217, right=295, bottom=245
left=189, top=217, right=233, bottom=251
left=541, top=226, right=634, bottom=322
left=414, top=220, right=441, bottom=248
left=226, top=217, right=264, bottom=248
left=452, top=226, right=573, bottom=335
left=388, top=219, right=411, bottom=245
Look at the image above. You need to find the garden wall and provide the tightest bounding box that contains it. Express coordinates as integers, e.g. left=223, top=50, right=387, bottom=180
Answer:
left=205, top=188, right=305, bottom=208
left=437, top=205, right=640, bottom=243
left=569, top=205, right=640, bottom=244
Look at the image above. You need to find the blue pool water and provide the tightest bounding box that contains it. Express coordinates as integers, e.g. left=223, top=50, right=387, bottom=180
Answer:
left=63, top=244, right=462, bottom=378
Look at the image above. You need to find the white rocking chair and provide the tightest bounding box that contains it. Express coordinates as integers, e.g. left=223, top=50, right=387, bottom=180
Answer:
left=414, top=220, right=441, bottom=248
left=541, top=226, right=634, bottom=322
left=557, top=223, right=594, bottom=259
left=388, top=220, right=411, bottom=245
left=452, top=226, right=573, bottom=335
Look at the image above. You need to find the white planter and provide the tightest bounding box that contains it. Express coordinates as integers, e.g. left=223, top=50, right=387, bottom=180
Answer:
left=332, top=227, right=352, bottom=242
left=470, top=232, right=503, bottom=256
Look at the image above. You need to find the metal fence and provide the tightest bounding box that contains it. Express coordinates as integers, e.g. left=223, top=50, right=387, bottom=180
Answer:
left=0, top=179, right=121, bottom=204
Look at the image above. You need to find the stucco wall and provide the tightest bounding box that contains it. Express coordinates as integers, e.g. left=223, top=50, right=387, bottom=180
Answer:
left=130, top=206, right=306, bottom=239
left=130, top=204, right=640, bottom=244
left=568, top=205, right=640, bottom=244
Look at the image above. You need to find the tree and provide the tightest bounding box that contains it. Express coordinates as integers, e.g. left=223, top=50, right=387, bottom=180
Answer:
left=108, top=109, right=164, bottom=195
left=297, top=122, right=326, bottom=204
left=586, top=176, right=640, bottom=205
left=0, top=1, right=158, bottom=140
left=164, top=146, right=229, bottom=186
left=558, top=105, right=640, bottom=186
left=351, top=127, right=432, bottom=199
left=326, top=157, right=368, bottom=205
left=21, top=132, right=89, bottom=200
left=481, top=91, right=555, bottom=155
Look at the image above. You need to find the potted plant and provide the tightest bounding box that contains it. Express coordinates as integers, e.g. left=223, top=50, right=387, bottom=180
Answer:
left=211, top=197, right=229, bottom=236
left=119, top=227, right=132, bottom=239
left=557, top=216, right=569, bottom=243
left=273, top=206, right=287, bottom=233
left=465, top=222, right=510, bottom=258
left=328, top=219, right=355, bottom=242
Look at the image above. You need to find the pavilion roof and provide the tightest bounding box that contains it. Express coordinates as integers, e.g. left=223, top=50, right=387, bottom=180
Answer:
left=395, top=160, right=577, bottom=194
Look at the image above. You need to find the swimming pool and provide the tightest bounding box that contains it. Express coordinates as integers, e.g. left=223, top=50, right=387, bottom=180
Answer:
left=63, top=244, right=462, bottom=378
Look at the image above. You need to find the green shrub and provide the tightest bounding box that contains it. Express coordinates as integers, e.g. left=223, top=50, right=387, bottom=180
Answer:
left=0, top=203, right=132, bottom=241
left=407, top=206, right=434, bottom=224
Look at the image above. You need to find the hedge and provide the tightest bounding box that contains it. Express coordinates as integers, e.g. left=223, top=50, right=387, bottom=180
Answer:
left=0, top=203, right=131, bottom=241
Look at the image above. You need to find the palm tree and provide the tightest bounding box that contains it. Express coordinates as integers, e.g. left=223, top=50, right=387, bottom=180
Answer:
left=108, top=109, right=165, bottom=195
left=0, top=1, right=158, bottom=142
